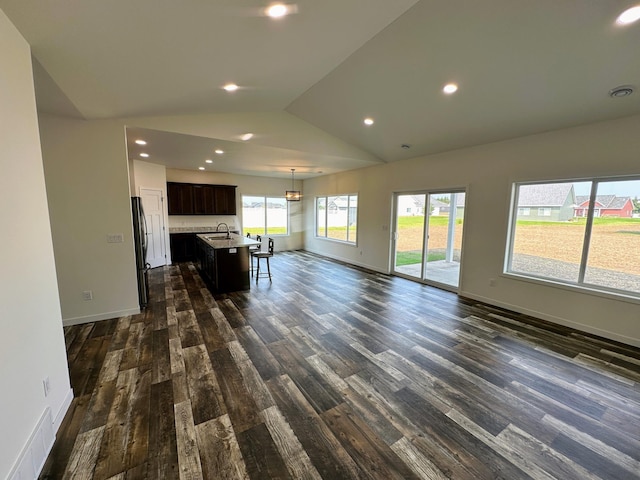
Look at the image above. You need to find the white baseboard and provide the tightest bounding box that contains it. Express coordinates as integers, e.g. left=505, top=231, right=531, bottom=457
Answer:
left=62, top=307, right=140, bottom=326
left=53, top=388, right=74, bottom=434
left=7, top=407, right=55, bottom=480
left=303, top=249, right=388, bottom=275
left=461, top=290, right=640, bottom=348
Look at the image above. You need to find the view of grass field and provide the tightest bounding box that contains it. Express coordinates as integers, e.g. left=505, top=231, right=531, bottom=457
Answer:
left=395, top=214, right=639, bottom=293
left=395, top=215, right=464, bottom=266
left=245, top=227, right=287, bottom=236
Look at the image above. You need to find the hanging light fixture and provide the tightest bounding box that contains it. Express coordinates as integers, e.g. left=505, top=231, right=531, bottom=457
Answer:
left=285, top=168, right=301, bottom=201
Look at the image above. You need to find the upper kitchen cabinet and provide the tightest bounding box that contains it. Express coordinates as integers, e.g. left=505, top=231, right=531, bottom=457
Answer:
left=167, top=182, right=236, bottom=215
left=213, top=185, right=237, bottom=215
left=167, top=182, right=194, bottom=215
left=193, top=184, right=215, bottom=215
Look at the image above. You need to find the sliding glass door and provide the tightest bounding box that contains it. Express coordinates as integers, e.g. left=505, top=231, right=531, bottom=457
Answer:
left=392, top=191, right=466, bottom=290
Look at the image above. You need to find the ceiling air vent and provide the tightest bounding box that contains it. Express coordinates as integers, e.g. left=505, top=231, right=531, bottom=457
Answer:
left=608, top=85, right=634, bottom=98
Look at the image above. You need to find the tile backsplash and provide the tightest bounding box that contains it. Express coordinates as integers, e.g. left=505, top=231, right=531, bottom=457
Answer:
left=168, top=215, right=239, bottom=233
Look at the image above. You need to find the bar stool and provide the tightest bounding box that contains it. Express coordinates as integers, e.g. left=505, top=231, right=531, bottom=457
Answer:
left=253, top=237, right=274, bottom=282
left=248, top=234, right=261, bottom=277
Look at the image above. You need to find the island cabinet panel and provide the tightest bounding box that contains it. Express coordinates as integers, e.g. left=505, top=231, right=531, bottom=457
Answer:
left=167, top=182, right=236, bottom=215
left=196, top=236, right=252, bottom=293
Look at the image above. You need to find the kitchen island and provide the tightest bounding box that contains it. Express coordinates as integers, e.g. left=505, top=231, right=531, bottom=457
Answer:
left=195, top=233, right=260, bottom=293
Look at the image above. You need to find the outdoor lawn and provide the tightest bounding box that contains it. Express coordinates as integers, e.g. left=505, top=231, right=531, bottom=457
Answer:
left=395, top=215, right=639, bottom=291
left=395, top=215, right=464, bottom=266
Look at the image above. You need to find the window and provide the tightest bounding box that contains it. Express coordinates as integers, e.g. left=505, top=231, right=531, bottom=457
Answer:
left=242, top=196, right=288, bottom=236
left=518, top=207, right=530, bottom=216
left=506, top=178, right=640, bottom=297
left=316, top=194, right=358, bottom=243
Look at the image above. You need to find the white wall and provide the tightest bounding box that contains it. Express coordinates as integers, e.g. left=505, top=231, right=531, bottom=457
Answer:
left=39, top=115, right=140, bottom=325
left=0, top=9, right=72, bottom=478
left=304, top=114, right=640, bottom=347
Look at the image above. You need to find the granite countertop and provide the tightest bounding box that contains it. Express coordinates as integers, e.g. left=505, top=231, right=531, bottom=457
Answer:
left=196, top=233, right=260, bottom=250
left=169, top=226, right=237, bottom=234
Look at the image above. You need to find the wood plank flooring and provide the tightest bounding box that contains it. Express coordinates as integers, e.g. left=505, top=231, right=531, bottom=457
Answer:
left=40, top=251, right=640, bottom=479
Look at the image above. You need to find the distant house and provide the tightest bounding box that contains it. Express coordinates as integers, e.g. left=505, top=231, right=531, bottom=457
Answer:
left=574, top=195, right=634, bottom=218
left=517, top=183, right=576, bottom=221
left=397, top=193, right=466, bottom=218
left=327, top=196, right=357, bottom=226
left=430, top=198, right=449, bottom=216
left=397, top=195, right=425, bottom=216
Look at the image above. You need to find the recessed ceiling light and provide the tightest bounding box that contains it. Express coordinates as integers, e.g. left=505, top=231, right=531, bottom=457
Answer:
left=266, top=3, right=289, bottom=18
left=616, top=5, right=640, bottom=25
left=363, top=117, right=374, bottom=126
left=215, top=149, right=224, bottom=154
left=205, top=159, right=213, bottom=164
left=135, top=139, right=146, bottom=145
left=608, top=85, right=634, bottom=97
left=223, top=83, right=239, bottom=92
left=443, top=83, right=458, bottom=94
left=139, top=153, right=149, bottom=158
left=241, top=133, right=253, bottom=141
left=198, top=167, right=205, bottom=171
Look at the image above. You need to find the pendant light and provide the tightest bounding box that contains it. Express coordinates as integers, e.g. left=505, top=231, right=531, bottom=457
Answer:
left=285, top=168, right=301, bottom=201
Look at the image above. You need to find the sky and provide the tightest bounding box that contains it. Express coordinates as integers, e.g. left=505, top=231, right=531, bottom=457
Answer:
left=573, top=179, right=640, bottom=197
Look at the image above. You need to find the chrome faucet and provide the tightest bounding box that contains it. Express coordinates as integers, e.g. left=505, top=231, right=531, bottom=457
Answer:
left=216, top=222, right=230, bottom=239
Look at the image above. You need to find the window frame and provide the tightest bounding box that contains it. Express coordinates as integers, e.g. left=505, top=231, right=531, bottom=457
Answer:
left=241, top=195, right=290, bottom=236
left=315, top=193, right=358, bottom=244
left=505, top=177, right=640, bottom=302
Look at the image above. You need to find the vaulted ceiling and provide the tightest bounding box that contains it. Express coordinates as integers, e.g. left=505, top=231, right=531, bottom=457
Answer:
left=2, top=0, right=640, bottom=178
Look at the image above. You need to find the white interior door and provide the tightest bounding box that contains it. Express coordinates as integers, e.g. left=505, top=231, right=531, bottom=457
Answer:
left=140, top=187, right=167, bottom=268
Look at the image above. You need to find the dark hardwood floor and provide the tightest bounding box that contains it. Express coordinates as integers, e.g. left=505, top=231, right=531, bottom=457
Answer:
left=40, top=251, right=640, bottom=479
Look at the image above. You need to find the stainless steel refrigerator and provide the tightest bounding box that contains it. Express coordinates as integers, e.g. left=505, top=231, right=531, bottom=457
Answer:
left=132, top=197, right=149, bottom=308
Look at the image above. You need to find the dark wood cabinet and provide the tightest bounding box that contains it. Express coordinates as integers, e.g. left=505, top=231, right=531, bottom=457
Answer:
left=169, top=233, right=197, bottom=262
left=213, top=185, right=237, bottom=215
left=196, top=237, right=250, bottom=292
left=192, top=184, right=215, bottom=214
left=167, top=182, right=236, bottom=215
left=167, top=183, right=194, bottom=215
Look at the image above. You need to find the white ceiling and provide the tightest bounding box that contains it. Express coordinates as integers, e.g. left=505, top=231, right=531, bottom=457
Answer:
left=2, top=0, right=640, bottom=178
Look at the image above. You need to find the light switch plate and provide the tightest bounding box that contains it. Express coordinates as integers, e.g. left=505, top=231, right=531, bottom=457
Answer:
left=107, top=233, right=124, bottom=243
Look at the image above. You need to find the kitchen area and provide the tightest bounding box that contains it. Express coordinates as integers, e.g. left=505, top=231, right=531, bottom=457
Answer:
left=166, top=180, right=261, bottom=293
left=128, top=154, right=304, bottom=307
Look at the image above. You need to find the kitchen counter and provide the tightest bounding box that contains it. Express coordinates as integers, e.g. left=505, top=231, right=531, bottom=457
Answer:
left=195, top=233, right=260, bottom=293
left=196, top=232, right=260, bottom=249
left=169, top=226, right=238, bottom=233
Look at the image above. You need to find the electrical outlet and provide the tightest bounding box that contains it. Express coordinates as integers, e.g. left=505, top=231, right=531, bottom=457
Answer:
left=82, top=290, right=93, bottom=301
left=43, top=377, right=51, bottom=397
left=106, top=233, right=124, bottom=243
